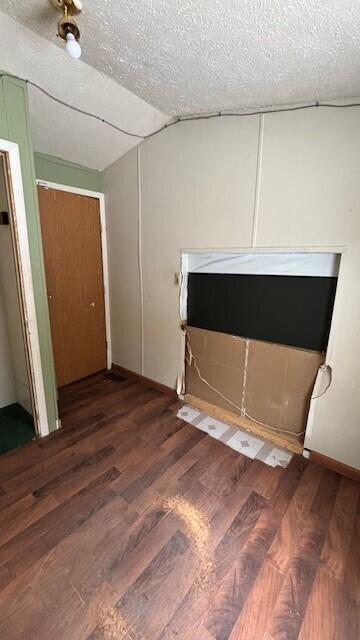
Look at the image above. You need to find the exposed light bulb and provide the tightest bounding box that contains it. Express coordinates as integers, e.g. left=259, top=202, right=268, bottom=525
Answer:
left=65, top=33, right=81, bottom=59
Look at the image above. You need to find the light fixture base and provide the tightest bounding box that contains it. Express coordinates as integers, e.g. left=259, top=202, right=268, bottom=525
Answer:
left=49, top=0, right=82, bottom=16
left=58, top=15, right=80, bottom=41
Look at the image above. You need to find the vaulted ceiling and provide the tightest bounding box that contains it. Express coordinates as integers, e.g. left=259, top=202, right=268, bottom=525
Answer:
left=0, top=12, right=168, bottom=170
left=0, top=1, right=359, bottom=169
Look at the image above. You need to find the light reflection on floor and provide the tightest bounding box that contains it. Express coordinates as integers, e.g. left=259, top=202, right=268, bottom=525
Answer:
left=96, top=496, right=214, bottom=639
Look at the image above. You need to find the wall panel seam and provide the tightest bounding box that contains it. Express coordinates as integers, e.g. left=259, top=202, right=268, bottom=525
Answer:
left=251, top=114, right=264, bottom=248
left=137, top=146, right=144, bottom=375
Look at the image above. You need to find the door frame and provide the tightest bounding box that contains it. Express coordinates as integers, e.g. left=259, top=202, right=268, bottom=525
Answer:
left=0, top=138, right=49, bottom=437
left=36, top=179, right=112, bottom=373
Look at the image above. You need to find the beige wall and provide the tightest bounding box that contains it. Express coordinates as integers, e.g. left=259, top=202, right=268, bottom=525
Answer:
left=0, top=227, right=32, bottom=414
left=0, top=281, right=16, bottom=408
left=105, top=107, right=360, bottom=470
left=104, top=148, right=142, bottom=374
left=0, top=162, right=32, bottom=414
left=0, top=162, right=16, bottom=407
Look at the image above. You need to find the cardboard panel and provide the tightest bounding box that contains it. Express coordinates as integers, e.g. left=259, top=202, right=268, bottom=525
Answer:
left=245, top=340, right=324, bottom=435
left=186, top=327, right=246, bottom=412
left=185, top=326, right=324, bottom=437
left=187, top=326, right=246, bottom=369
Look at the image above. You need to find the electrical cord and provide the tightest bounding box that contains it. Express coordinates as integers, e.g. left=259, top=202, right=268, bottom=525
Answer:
left=185, top=329, right=307, bottom=437
left=2, top=72, right=360, bottom=142
left=310, top=365, right=332, bottom=399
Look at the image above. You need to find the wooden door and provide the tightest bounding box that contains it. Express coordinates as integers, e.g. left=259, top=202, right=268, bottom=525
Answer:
left=38, top=186, right=107, bottom=387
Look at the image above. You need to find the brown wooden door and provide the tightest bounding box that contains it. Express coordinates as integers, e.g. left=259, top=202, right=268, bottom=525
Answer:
left=38, top=186, right=107, bottom=387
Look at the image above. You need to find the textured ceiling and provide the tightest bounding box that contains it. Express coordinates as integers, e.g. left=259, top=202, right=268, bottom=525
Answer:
left=0, top=0, right=360, bottom=114
left=0, top=13, right=168, bottom=170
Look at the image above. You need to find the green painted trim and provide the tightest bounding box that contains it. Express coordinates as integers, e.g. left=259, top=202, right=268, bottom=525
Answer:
left=0, top=76, right=58, bottom=433
left=34, top=152, right=103, bottom=192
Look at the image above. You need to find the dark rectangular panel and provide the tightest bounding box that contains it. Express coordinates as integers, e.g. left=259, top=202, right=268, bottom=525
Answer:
left=187, top=273, right=337, bottom=352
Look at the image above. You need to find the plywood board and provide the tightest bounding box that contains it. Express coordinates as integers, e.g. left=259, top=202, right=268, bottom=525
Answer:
left=184, top=393, right=304, bottom=454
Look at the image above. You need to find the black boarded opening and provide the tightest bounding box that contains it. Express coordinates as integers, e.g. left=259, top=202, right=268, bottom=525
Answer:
left=187, top=272, right=337, bottom=352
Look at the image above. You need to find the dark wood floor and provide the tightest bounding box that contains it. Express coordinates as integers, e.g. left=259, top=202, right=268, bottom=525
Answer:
left=0, top=371, right=358, bottom=640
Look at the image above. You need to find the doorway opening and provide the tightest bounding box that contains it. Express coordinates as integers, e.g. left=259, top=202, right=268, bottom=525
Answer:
left=0, top=153, right=36, bottom=454
left=37, top=181, right=111, bottom=424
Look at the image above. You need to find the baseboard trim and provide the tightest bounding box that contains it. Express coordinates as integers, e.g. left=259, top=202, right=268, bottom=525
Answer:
left=310, top=451, right=360, bottom=482
left=111, top=363, right=177, bottom=398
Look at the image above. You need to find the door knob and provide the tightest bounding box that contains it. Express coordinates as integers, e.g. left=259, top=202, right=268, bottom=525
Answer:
left=90, top=302, right=95, bottom=307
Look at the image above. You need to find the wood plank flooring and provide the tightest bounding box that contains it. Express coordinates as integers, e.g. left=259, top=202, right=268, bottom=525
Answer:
left=0, top=371, right=358, bottom=640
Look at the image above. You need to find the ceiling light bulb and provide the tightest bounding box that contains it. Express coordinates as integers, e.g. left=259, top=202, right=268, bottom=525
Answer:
left=65, top=33, right=81, bottom=59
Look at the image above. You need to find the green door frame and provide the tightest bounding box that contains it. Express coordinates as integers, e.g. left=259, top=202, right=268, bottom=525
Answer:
left=0, top=73, right=58, bottom=433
